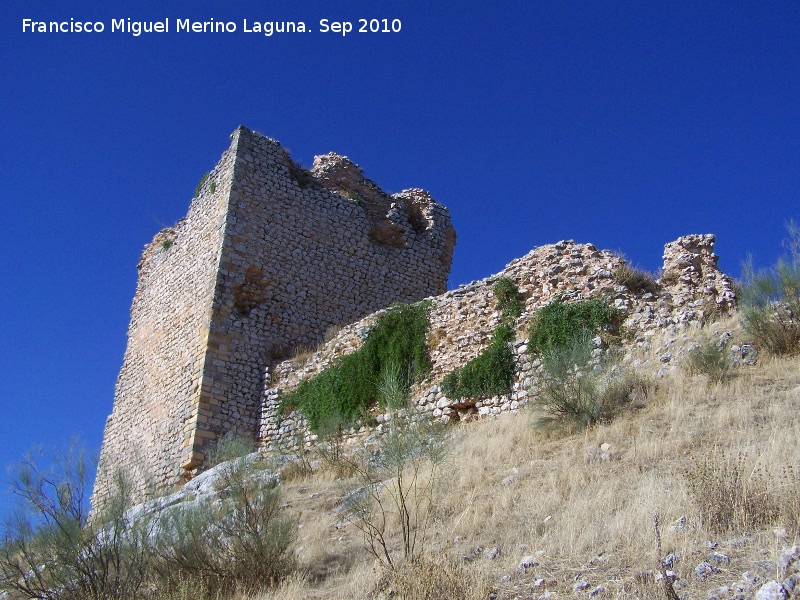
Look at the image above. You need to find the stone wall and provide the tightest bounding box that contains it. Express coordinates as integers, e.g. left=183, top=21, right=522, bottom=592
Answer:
left=94, top=123, right=738, bottom=509
left=93, top=144, right=236, bottom=506
left=93, top=126, right=455, bottom=507
left=260, top=235, right=736, bottom=451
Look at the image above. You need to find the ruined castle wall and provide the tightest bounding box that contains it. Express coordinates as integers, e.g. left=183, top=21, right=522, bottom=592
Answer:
left=184, top=127, right=455, bottom=469
left=100, top=127, right=742, bottom=505
left=95, top=126, right=456, bottom=506
left=260, top=235, right=736, bottom=451
left=93, top=148, right=237, bottom=505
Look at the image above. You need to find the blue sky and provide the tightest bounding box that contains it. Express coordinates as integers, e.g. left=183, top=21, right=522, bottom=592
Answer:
left=1, top=1, right=798, bottom=518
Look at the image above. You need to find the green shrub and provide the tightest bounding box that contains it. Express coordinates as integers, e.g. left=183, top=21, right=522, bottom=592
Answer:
left=740, top=224, right=800, bottom=356
left=344, top=366, right=449, bottom=571
left=280, top=302, right=431, bottom=433
left=0, top=441, right=154, bottom=600
left=154, top=459, right=295, bottom=595
left=493, top=277, right=523, bottom=321
left=441, top=324, right=515, bottom=399
left=537, top=333, right=643, bottom=428
left=0, top=440, right=294, bottom=600
left=688, top=339, right=732, bottom=382
left=194, top=172, right=210, bottom=197
left=528, top=297, right=617, bottom=355
left=537, top=332, right=597, bottom=427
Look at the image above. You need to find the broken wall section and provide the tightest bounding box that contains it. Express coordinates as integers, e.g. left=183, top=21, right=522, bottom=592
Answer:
left=260, top=235, right=737, bottom=452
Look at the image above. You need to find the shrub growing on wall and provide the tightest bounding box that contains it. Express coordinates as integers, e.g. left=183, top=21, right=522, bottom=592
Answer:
left=528, top=297, right=617, bottom=354
left=194, top=172, right=210, bottom=197
left=440, top=324, right=515, bottom=400
left=280, top=302, right=431, bottom=433
left=493, top=277, right=523, bottom=320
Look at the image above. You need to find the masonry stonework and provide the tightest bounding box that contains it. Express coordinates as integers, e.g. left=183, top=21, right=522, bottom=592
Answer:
left=93, top=126, right=455, bottom=506
left=260, top=235, right=737, bottom=452
left=93, top=127, right=740, bottom=510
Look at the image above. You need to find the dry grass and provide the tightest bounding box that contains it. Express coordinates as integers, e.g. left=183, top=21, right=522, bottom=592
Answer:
left=612, top=261, right=661, bottom=295
left=246, top=339, right=800, bottom=599
left=381, top=554, right=490, bottom=599
left=431, top=355, right=800, bottom=597
left=291, top=326, right=346, bottom=364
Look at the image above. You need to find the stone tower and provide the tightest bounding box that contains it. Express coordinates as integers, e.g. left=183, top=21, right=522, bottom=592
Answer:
left=93, top=126, right=456, bottom=506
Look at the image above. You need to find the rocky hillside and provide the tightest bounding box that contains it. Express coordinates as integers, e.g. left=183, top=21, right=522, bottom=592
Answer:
left=252, top=315, right=800, bottom=600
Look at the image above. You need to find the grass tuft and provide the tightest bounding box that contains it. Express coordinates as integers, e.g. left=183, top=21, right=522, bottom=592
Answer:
left=684, top=451, right=780, bottom=534
left=613, top=261, right=661, bottom=295
left=204, top=432, right=257, bottom=468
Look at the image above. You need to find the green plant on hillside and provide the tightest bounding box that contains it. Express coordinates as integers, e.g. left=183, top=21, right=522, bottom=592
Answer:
left=153, top=458, right=295, bottom=595
left=343, top=364, right=449, bottom=571
left=279, top=302, right=431, bottom=433
left=493, top=277, right=523, bottom=321
left=0, top=441, right=154, bottom=600
left=314, top=423, right=354, bottom=478
left=528, top=297, right=617, bottom=355
left=441, top=324, right=515, bottom=399
left=739, top=221, right=800, bottom=356
left=537, top=332, right=596, bottom=427
left=161, top=239, right=174, bottom=250
left=687, top=338, right=732, bottom=382
left=537, top=332, right=644, bottom=428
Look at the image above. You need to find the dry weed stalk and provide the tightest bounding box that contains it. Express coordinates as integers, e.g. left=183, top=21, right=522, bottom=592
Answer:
left=653, top=512, right=679, bottom=600
left=343, top=364, right=448, bottom=571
